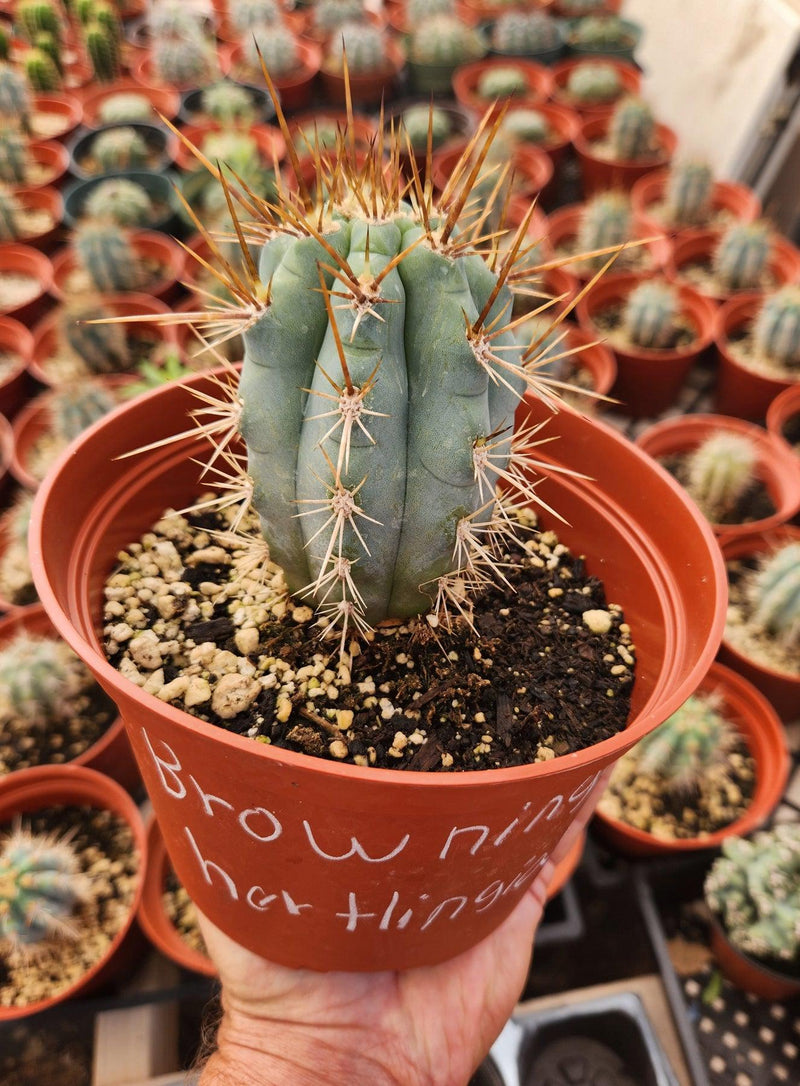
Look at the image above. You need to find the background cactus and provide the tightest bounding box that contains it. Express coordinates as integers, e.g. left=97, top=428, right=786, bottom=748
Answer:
left=565, top=60, right=621, bottom=103
left=74, top=223, right=145, bottom=292
left=500, top=108, right=550, bottom=145
left=84, top=20, right=120, bottom=82
left=246, top=24, right=300, bottom=78
left=752, top=286, right=800, bottom=371
left=313, top=0, right=365, bottom=33
left=0, top=131, right=28, bottom=184
left=609, top=96, right=657, bottom=161
left=400, top=105, right=452, bottom=152
left=409, top=15, right=486, bottom=66
left=0, top=825, right=91, bottom=960
left=229, top=0, right=281, bottom=33
left=0, top=185, right=21, bottom=240
left=0, top=65, right=32, bottom=130
left=0, top=23, right=8, bottom=61
left=747, top=542, right=800, bottom=648
left=17, top=0, right=62, bottom=45
left=51, top=381, right=119, bottom=443
left=60, top=300, right=131, bottom=373
left=23, top=46, right=61, bottom=91
left=663, top=160, right=714, bottom=227
left=477, top=65, right=530, bottom=100
left=491, top=12, right=562, bottom=57
left=151, top=33, right=218, bottom=86
left=685, top=431, right=758, bottom=523
left=90, top=126, right=149, bottom=172
left=623, top=280, right=680, bottom=349
left=0, top=632, right=89, bottom=726
left=570, top=14, right=632, bottom=49
left=712, top=221, right=772, bottom=291
left=576, top=191, right=632, bottom=270
left=326, top=23, right=386, bottom=74
left=84, top=178, right=154, bottom=227
left=704, top=824, right=800, bottom=967
left=200, top=82, right=256, bottom=126
left=98, top=92, right=155, bottom=124
left=633, top=691, right=738, bottom=793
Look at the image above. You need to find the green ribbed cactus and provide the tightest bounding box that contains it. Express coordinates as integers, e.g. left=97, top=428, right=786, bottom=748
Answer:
left=74, top=223, right=144, bottom=292
left=0, top=825, right=91, bottom=961
left=0, top=23, right=8, bottom=61
left=0, top=186, right=21, bottom=240
left=0, top=633, right=88, bottom=726
left=409, top=15, right=486, bottom=66
left=230, top=0, right=281, bottom=32
left=98, top=92, right=155, bottom=124
left=400, top=105, right=452, bottom=152
left=90, top=126, right=149, bottom=172
left=152, top=34, right=218, bottom=86
left=491, top=12, right=561, bottom=57
left=85, top=20, right=120, bottom=82
left=634, top=691, right=737, bottom=794
left=326, top=23, right=386, bottom=74
left=17, top=0, right=61, bottom=44
left=85, top=178, right=154, bottom=227
left=664, top=160, right=714, bottom=227
left=609, top=97, right=656, bottom=161
left=0, top=65, right=32, bottom=129
left=60, top=300, right=131, bottom=373
left=500, top=108, right=550, bottom=145
left=76, top=0, right=97, bottom=24
left=313, top=0, right=365, bottom=33
left=200, top=82, right=256, bottom=126
left=92, top=0, right=121, bottom=40
left=571, top=14, right=631, bottom=49
left=477, top=65, right=530, bottom=100
left=33, top=30, right=62, bottom=74
left=565, top=60, right=622, bottom=103
left=52, top=381, right=118, bottom=442
left=752, top=286, right=800, bottom=371
left=685, top=432, right=758, bottom=523
left=576, top=191, right=632, bottom=270
left=247, top=24, right=300, bottom=78
left=23, top=46, right=61, bottom=91
left=0, top=131, right=27, bottom=184
left=705, top=824, right=800, bottom=967
left=623, top=280, right=680, bottom=349
left=712, top=221, right=771, bottom=291
left=747, top=542, right=800, bottom=648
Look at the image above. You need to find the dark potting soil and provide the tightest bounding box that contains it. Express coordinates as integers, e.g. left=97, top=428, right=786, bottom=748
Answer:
left=660, top=451, right=775, bottom=525
left=593, top=302, right=697, bottom=352
left=0, top=805, right=139, bottom=1008
left=163, top=870, right=207, bottom=957
left=103, top=504, right=635, bottom=772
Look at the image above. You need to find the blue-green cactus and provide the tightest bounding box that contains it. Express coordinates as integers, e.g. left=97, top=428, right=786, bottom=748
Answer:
left=409, top=14, right=486, bottom=66
left=60, top=300, right=131, bottom=373
left=565, top=60, right=622, bottom=103
left=570, top=14, right=634, bottom=50
left=576, top=191, right=632, bottom=270
left=685, top=431, right=758, bottom=523
left=752, top=286, right=800, bottom=371
left=712, top=221, right=772, bottom=291
left=622, top=280, right=680, bottom=349
left=664, top=160, right=714, bottom=227
left=0, top=131, right=27, bottom=184
left=0, top=65, right=32, bottom=129
left=491, top=12, right=562, bottom=57
left=500, top=108, right=550, bottom=145
left=747, top=542, right=800, bottom=648
left=477, top=65, right=530, bottom=100
left=634, top=690, right=738, bottom=793
left=74, top=223, right=144, bottom=292
left=609, top=96, right=657, bottom=161
left=0, top=186, right=21, bottom=240
left=51, top=381, right=118, bottom=443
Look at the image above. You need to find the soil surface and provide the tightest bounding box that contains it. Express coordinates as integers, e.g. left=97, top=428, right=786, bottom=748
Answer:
left=102, top=503, right=636, bottom=772
left=660, top=451, right=775, bottom=526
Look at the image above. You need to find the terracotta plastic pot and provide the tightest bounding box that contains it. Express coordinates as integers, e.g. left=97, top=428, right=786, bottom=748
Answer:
left=0, top=243, right=53, bottom=325
left=0, top=763, right=146, bottom=1019
left=139, top=813, right=217, bottom=976
left=709, top=915, right=800, bottom=1002
left=576, top=272, right=717, bottom=417
left=80, top=78, right=182, bottom=127
left=228, top=39, right=321, bottom=112
left=550, top=57, right=641, bottom=120
left=7, top=186, right=64, bottom=251
left=452, top=57, right=554, bottom=119
left=29, top=93, right=83, bottom=142
left=718, top=525, right=800, bottom=721
left=714, top=292, right=800, bottom=421
left=10, top=140, right=70, bottom=192
left=319, top=39, right=405, bottom=107
left=460, top=0, right=555, bottom=19
left=766, top=383, right=800, bottom=451
left=49, top=231, right=186, bottom=304
left=0, top=315, right=35, bottom=420
left=594, top=661, right=790, bottom=858
left=669, top=228, right=800, bottom=306
left=630, top=170, right=761, bottom=237
left=574, top=115, right=677, bottom=197
left=29, top=372, right=726, bottom=972
left=635, top=413, right=800, bottom=542
left=0, top=604, right=140, bottom=788
left=545, top=203, right=672, bottom=283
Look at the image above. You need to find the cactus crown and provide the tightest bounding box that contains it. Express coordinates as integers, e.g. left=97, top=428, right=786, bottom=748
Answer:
left=98, top=92, right=155, bottom=124
left=60, top=300, right=131, bottom=373
left=664, top=160, right=714, bottom=227
left=704, top=824, right=800, bottom=965
left=0, top=185, right=22, bottom=241
left=712, top=220, right=772, bottom=291
left=0, top=64, right=32, bottom=127
left=685, top=431, right=758, bottom=524
left=635, top=691, right=738, bottom=793
left=90, top=126, right=149, bottom=172
left=74, top=222, right=144, bottom=293
left=609, top=96, right=657, bottom=161
left=85, top=177, right=154, bottom=227
left=747, top=542, right=800, bottom=648
left=565, top=60, right=622, bottom=103
left=229, top=0, right=282, bottom=33
left=409, top=15, right=486, bottom=66
left=246, top=24, right=299, bottom=77
left=400, top=105, right=452, bottom=152
left=500, top=108, right=550, bottom=145
left=313, top=0, right=365, bottom=33
left=326, top=23, right=386, bottom=74
left=200, top=82, right=256, bottom=126
left=477, top=65, right=530, bottom=101
left=576, top=191, right=632, bottom=269
left=51, top=381, right=119, bottom=443
left=491, top=12, right=561, bottom=56
left=622, top=280, right=680, bottom=350
left=0, top=823, right=92, bottom=962
left=752, top=286, right=800, bottom=370
left=0, top=130, right=28, bottom=184
left=0, top=632, right=88, bottom=724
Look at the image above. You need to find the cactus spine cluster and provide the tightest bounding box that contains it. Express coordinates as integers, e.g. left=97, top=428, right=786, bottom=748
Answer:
left=609, top=97, right=657, bottom=161
left=85, top=178, right=154, bottom=227
left=90, top=126, right=149, bottom=173
left=752, top=286, right=800, bottom=371
left=75, top=222, right=144, bottom=293
left=491, top=12, right=562, bottom=57
left=634, top=691, right=738, bottom=793
left=704, top=824, right=800, bottom=967
left=664, top=160, right=714, bottom=227
left=200, top=82, right=256, bottom=126
left=747, top=542, right=800, bottom=648
left=685, top=431, right=758, bottom=523
left=565, top=60, right=622, bottom=103
left=60, top=300, right=131, bottom=373
left=326, top=23, right=386, bottom=74
left=576, top=191, right=632, bottom=270
left=409, top=15, right=486, bottom=66
left=0, top=824, right=91, bottom=961
left=0, top=131, right=27, bottom=184
left=0, top=186, right=22, bottom=240
left=713, top=221, right=772, bottom=291
left=477, top=66, right=530, bottom=100
left=623, top=280, right=680, bottom=349
left=246, top=24, right=300, bottom=79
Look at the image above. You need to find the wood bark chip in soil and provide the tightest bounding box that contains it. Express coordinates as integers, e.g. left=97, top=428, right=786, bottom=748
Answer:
left=0, top=805, right=139, bottom=1009
left=103, top=503, right=636, bottom=772
left=659, top=452, right=776, bottom=526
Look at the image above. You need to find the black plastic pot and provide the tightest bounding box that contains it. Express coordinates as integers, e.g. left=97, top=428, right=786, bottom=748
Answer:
left=67, top=122, right=176, bottom=181
left=179, top=82, right=276, bottom=127
left=62, top=169, right=180, bottom=234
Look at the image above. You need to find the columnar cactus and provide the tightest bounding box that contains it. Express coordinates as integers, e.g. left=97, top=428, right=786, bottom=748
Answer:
left=609, top=97, right=657, bottom=161
left=17, top=0, right=62, bottom=45
left=491, top=12, right=561, bottom=57
left=23, top=46, right=61, bottom=91
left=712, top=221, right=772, bottom=291
left=0, top=825, right=91, bottom=960
left=90, top=126, right=149, bottom=172
left=500, top=109, right=550, bottom=145
left=623, top=280, right=680, bottom=349
left=60, top=300, right=131, bottom=372
left=200, top=82, right=256, bottom=126
left=0, top=633, right=89, bottom=725
left=326, top=23, right=386, bottom=74
left=747, top=542, right=800, bottom=648
left=477, top=66, right=530, bottom=100
left=752, top=286, right=800, bottom=371
left=409, top=15, right=486, bottom=67
left=0, top=131, right=27, bottom=184
left=400, top=105, right=452, bottom=152
left=685, top=431, right=758, bottom=523
left=74, top=223, right=144, bottom=292
left=0, top=186, right=21, bottom=240
left=85, top=178, right=154, bottom=227
left=565, top=60, right=622, bottom=104
left=247, top=24, right=300, bottom=78
left=51, top=382, right=119, bottom=442
left=663, top=160, right=714, bottom=227
left=634, top=691, right=737, bottom=793
left=229, top=0, right=281, bottom=33
left=98, top=92, right=155, bottom=124
left=0, top=65, right=32, bottom=129
left=85, top=20, right=120, bottom=82
left=576, top=191, right=632, bottom=269
left=704, top=824, right=800, bottom=967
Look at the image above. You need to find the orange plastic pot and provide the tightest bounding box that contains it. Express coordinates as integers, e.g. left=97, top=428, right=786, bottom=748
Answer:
left=0, top=764, right=146, bottom=1019
left=594, top=661, right=790, bottom=858
left=29, top=372, right=726, bottom=972
left=452, top=57, right=554, bottom=119
left=30, top=93, right=83, bottom=142
left=718, top=525, right=800, bottom=722
left=766, top=383, right=800, bottom=450
left=81, top=78, right=182, bottom=127
left=49, top=231, right=186, bottom=304
left=630, top=169, right=761, bottom=237
left=0, top=243, right=53, bottom=325
left=714, top=292, right=800, bottom=421
left=635, top=413, right=800, bottom=542
left=709, top=915, right=800, bottom=1001
left=576, top=271, right=717, bottom=417
left=550, top=57, right=641, bottom=119
left=669, top=228, right=800, bottom=306
left=574, top=115, right=677, bottom=197
left=8, top=186, right=64, bottom=251
left=460, top=0, right=555, bottom=19
left=545, top=203, right=673, bottom=283
left=10, top=139, right=70, bottom=192
left=131, top=48, right=231, bottom=92
left=0, top=315, right=35, bottom=419
left=0, top=604, right=140, bottom=788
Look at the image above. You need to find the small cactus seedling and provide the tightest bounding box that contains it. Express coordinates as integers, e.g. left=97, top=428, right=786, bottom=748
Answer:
left=90, top=126, right=149, bottom=173
left=752, top=286, right=800, bottom=372
left=229, top=0, right=281, bottom=32
left=151, top=34, right=218, bottom=87
left=51, top=381, right=119, bottom=443
left=74, top=223, right=145, bottom=293
left=634, top=691, right=738, bottom=794
left=565, top=60, right=622, bottom=104
left=313, top=0, right=365, bottom=33
left=60, top=300, right=131, bottom=373
left=84, top=178, right=154, bottom=228
left=609, top=97, right=657, bottom=161
left=576, top=191, right=632, bottom=270
left=246, top=24, right=300, bottom=79
left=491, top=12, right=562, bottom=57
left=0, top=186, right=22, bottom=241
left=200, top=82, right=256, bottom=126
left=570, top=14, right=632, bottom=50
left=0, top=632, right=89, bottom=726
left=622, top=280, right=680, bottom=350
left=477, top=66, right=530, bottom=101
left=704, top=824, right=800, bottom=967
left=500, top=109, right=550, bottom=145
left=685, top=431, right=758, bottom=524
left=84, top=20, right=120, bottom=82
left=0, top=824, right=91, bottom=961
left=0, top=131, right=28, bottom=184
left=23, top=46, right=61, bottom=91
left=98, top=92, right=155, bottom=124
left=326, top=23, right=386, bottom=75
left=409, top=15, right=486, bottom=66
left=0, top=65, right=32, bottom=131
left=400, top=105, right=452, bottom=152
left=712, top=221, right=772, bottom=292
left=664, top=160, right=714, bottom=227
left=747, top=542, right=800, bottom=649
